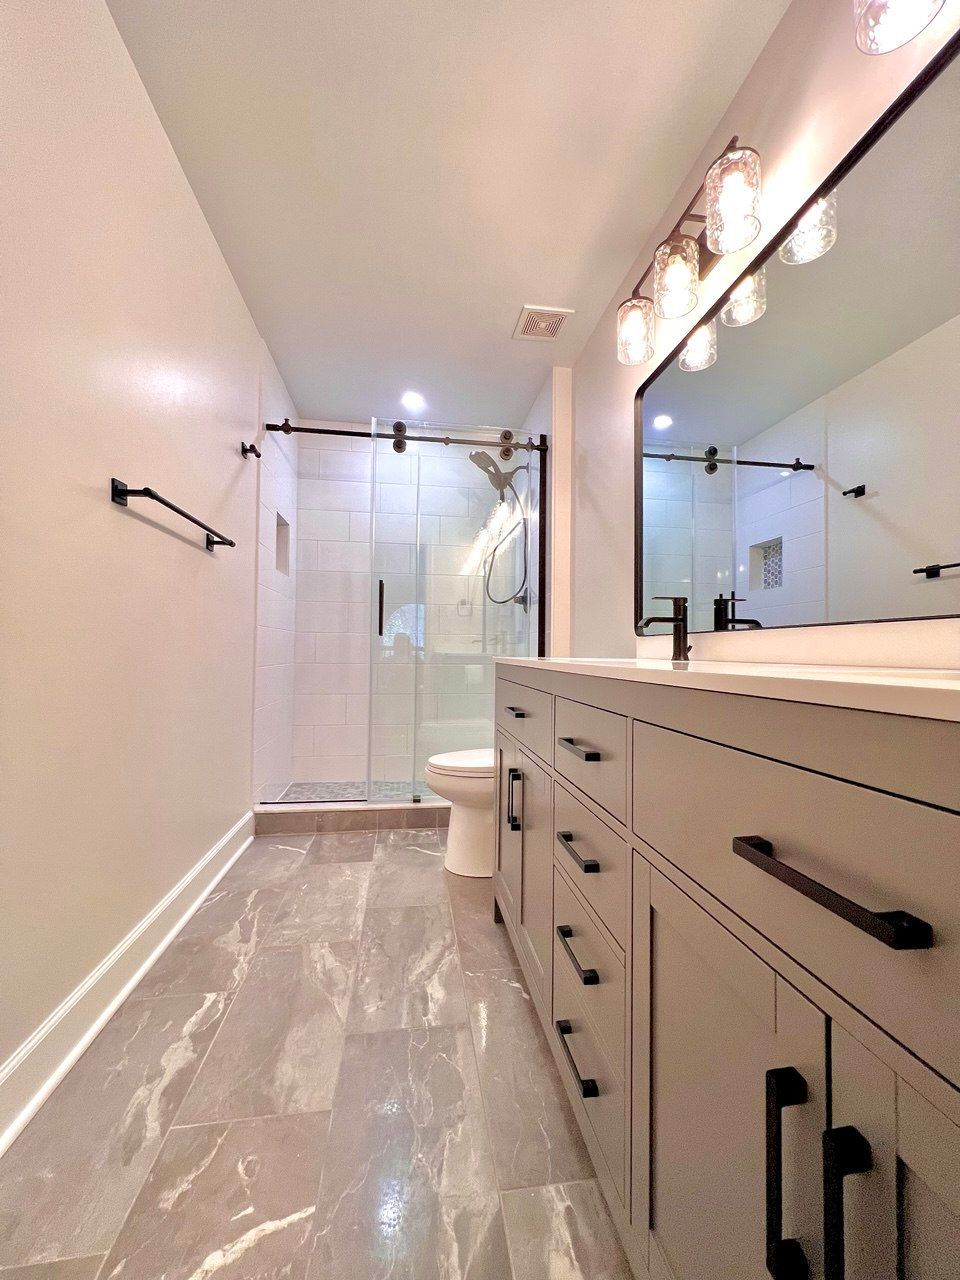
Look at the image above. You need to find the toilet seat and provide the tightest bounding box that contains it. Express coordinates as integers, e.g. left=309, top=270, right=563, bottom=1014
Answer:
left=426, top=748, right=495, bottom=778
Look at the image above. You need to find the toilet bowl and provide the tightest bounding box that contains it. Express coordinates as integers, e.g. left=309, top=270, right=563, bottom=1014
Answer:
left=424, top=748, right=495, bottom=878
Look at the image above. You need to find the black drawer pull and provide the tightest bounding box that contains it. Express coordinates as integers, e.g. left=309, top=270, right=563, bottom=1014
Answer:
left=558, top=737, right=601, bottom=762
left=554, top=1019, right=599, bottom=1098
left=556, top=925, right=599, bottom=985
left=556, top=830, right=599, bottom=873
left=506, top=767, right=522, bottom=832
left=732, top=836, right=933, bottom=951
left=505, top=705, right=526, bottom=718
left=823, top=1126, right=872, bottom=1280
left=765, top=1068, right=809, bottom=1280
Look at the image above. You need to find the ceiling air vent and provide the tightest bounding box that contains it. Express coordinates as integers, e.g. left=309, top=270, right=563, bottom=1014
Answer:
left=512, top=304, right=574, bottom=341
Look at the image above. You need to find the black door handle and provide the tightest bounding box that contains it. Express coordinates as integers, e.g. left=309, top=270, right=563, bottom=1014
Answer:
left=558, top=737, right=601, bottom=762
left=765, top=1068, right=809, bottom=1279
left=505, top=705, right=526, bottom=718
left=823, top=1126, right=872, bottom=1280
left=377, top=579, right=385, bottom=637
left=556, top=925, right=599, bottom=985
left=733, top=836, right=933, bottom=950
left=556, top=831, right=600, bottom=873
left=554, top=1019, right=599, bottom=1098
left=507, top=767, right=522, bottom=832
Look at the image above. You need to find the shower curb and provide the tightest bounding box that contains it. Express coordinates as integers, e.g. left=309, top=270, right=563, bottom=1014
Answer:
left=254, top=802, right=451, bottom=835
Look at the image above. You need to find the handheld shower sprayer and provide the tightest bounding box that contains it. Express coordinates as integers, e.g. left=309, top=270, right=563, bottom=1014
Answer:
left=467, top=450, right=530, bottom=608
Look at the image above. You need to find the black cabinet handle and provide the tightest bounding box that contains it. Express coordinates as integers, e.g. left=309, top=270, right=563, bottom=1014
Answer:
left=558, top=737, right=601, bottom=762
left=505, top=705, right=526, bottom=718
left=765, top=1068, right=810, bottom=1280
left=556, top=925, right=599, bottom=985
left=732, top=836, right=933, bottom=950
left=507, top=767, right=522, bottom=832
left=823, top=1126, right=872, bottom=1280
left=377, top=579, right=385, bottom=637
left=556, top=831, right=600, bottom=873
left=554, top=1019, right=599, bottom=1098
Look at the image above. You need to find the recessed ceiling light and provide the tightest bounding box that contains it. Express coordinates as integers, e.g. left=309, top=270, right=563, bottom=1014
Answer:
left=780, top=470, right=791, bottom=477
left=652, top=414, right=673, bottom=430
left=401, top=390, right=426, bottom=413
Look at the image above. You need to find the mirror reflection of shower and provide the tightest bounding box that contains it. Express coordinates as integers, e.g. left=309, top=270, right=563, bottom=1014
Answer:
left=465, top=449, right=530, bottom=611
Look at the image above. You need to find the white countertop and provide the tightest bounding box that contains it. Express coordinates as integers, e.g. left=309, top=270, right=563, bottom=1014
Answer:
left=497, top=656, right=960, bottom=721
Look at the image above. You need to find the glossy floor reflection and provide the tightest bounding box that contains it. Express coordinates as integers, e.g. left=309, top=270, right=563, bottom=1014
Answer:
left=0, top=828, right=631, bottom=1279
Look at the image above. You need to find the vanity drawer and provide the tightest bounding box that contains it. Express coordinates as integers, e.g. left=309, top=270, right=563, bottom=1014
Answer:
left=554, top=783, right=628, bottom=948
left=553, top=948, right=626, bottom=1205
left=495, top=679, right=553, bottom=764
left=555, top=697, right=628, bottom=823
left=633, top=719, right=960, bottom=1087
left=554, top=866, right=626, bottom=1071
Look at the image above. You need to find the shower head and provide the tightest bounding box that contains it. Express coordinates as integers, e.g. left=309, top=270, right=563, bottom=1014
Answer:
left=469, top=450, right=523, bottom=500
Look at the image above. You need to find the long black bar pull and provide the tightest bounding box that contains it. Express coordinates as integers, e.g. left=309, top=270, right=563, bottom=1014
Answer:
left=111, top=479, right=235, bottom=551
left=913, top=558, right=960, bottom=579
left=823, top=1126, right=872, bottom=1280
left=377, top=579, right=385, bottom=637
left=765, top=1068, right=809, bottom=1280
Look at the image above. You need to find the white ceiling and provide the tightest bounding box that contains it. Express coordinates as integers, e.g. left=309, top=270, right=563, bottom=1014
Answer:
left=106, top=0, right=791, bottom=428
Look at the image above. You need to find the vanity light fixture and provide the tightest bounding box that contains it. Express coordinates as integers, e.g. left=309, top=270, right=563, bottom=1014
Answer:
left=678, top=319, right=717, bottom=372
left=855, top=0, right=946, bottom=53
left=616, top=292, right=656, bottom=365
left=654, top=236, right=700, bottom=319
left=779, top=191, right=838, bottom=264
left=705, top=147, right=762, bottom=255
left=720, top=266, right=767, bottom=327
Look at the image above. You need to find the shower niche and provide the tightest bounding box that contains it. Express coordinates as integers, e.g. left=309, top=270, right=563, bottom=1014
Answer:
left=261, top=418, right=543, bottom=805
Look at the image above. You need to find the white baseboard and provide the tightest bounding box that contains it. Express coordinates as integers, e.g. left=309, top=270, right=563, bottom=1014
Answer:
left=0, top=810, right=255, bottom=1158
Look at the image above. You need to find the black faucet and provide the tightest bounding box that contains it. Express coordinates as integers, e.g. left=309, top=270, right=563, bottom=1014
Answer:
left=713, top=592, right=763, bottom=631
left=640, top=595, right=691, bottom=662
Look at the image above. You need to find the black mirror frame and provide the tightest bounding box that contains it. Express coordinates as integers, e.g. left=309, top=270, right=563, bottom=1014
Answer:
left=634, top=29, right=960, bottom=637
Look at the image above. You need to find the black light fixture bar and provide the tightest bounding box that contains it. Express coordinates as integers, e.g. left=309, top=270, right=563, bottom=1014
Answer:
left=110, top=478, right=235, bottom=551
left=643, top=450, right=814, bottom=472
left=264, top=419, right=547, bottom=453
left=913, top=559, right=960, bottom=579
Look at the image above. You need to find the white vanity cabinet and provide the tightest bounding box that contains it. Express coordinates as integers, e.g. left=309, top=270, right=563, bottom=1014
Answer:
left=493, top=659, right=960, bottom=1280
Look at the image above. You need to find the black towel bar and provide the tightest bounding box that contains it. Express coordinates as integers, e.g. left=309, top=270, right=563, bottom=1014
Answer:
left=111, top=478, right=235, bottom=551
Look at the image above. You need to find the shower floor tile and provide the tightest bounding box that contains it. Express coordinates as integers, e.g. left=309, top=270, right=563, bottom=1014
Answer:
left=276, top=780, right=440, bottom=804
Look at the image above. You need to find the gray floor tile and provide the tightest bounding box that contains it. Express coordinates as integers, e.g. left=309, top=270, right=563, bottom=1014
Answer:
left=218, top=834, right=313, bottom=890
left=446, top=873, right=517, bottom=971
left=303, top=829, right=377, bottom=865
left=136, top=887, right=284, bottom=997
left=375, top=826, right=442, bottom=851
left=267, top=864, right=370, bottom=946
left=348, top=905, right=467, bottom=1033
left=0, top=993, right=230, bottom=1266
left=368, top=839, right=448, bottom=908
left=500, top=1180, right=632, bottom=1280
left=98, top=1114, right=328, bottom=1280
left=309, top=1029, right=509, bottom=1279
left=464, top=969, right=593, bottom=1191
left=0, top=1259, right=105, bottom=1279
left=177, top=941, right=356, bottom=1123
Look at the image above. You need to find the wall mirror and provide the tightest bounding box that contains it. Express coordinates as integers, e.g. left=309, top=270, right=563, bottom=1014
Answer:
left=635, top=43, right=960, bottom=637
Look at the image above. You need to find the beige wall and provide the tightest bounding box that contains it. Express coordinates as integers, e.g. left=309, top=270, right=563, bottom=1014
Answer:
left=0, top=0, right=292, bottom=1146
left=570, top=0, right=960, bottom=662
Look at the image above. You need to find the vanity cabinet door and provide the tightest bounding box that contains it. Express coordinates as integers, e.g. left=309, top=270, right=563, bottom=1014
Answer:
left=496, top=733, right=522, bottom=924
left=636, top=861, right=827, bottom=1280
left=830, top=1026, right=960, bottom=1280
left=518, top=752, right=553, bottom=1004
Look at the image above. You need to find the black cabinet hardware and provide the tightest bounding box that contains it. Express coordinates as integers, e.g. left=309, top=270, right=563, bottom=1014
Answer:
left=556, top=831, right=600, bottom=873
left=240, top=441, right=261, bottom=459
left=556, top=925, right=599, bottom=985
left=841, top=484, right=865, bottom=498
left=110, top=479, right=235, bottom=551
left=765, top=1068, right=809, bottom=1280
left=558, top=737, right=601, bottom=762
left=377, top=579, right=385, bottom=637
left=554, top=1019, right=599, bottom=1098
left=505, top=706, right=526, bottom=718
left=507, top=767, right=522, bottom=832
left=914, top=558, right=960, bottom=579
left=732, top=836, right=933, bottom=950
left=823, top=1126, right=872, bottom=1280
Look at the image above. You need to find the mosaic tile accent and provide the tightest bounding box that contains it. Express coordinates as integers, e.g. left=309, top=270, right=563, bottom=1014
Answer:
left=276, top=780, right=440, bottom=804
left=760, top=537, right=784, bottom=590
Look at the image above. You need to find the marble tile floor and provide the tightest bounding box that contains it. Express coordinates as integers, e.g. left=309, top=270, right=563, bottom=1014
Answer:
left=0, top=827, right=631, bottom=1280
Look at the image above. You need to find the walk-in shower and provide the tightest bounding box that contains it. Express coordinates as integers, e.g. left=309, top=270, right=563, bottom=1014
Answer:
left=255, top=417, right=546, bottom=805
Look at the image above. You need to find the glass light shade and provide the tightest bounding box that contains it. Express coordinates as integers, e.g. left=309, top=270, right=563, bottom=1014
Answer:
left=779, top=191, right=838, bottom=265
left=705, top=148, right=762, bottom=254
left=678, top=319, right=717, bottom=372
left=617, top=295, right=655, bottom=365
left=855, top=0, right=945, bottom=53
left=720, top=267, right=767, bottom=328
left=654, top=237, right=699, bottom=319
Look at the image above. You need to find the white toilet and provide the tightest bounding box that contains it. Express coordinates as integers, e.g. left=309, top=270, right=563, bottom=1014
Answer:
left=424, top=747, right=496, bottom=877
